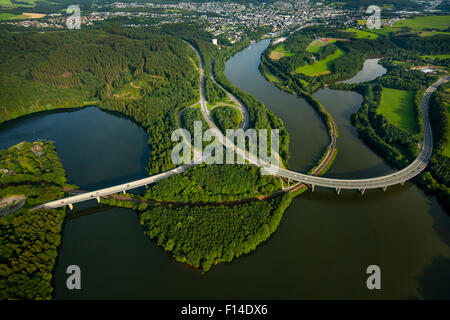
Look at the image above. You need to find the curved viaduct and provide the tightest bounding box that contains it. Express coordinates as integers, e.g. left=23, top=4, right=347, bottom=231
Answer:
left=34, top=42, right=449, bottom=210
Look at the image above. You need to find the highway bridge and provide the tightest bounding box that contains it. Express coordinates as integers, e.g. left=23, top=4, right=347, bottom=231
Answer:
left=33, top=43, right=449, bottom=210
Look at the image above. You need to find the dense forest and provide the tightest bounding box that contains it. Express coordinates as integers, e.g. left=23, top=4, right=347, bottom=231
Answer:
left=0, top=141, right=69, bottom=299
left=180, top=107, right=208, bottom=139
left=211, top=106, right=241, bottom=132
left=0, top=27, right=202, bottom=175
left=145, top=164, right=281, bottom=203
left=0, top=207, right=65, bottom=299
left=205, top=77, right=227, bottom=104
left=102, top=192, right=293, bottom=272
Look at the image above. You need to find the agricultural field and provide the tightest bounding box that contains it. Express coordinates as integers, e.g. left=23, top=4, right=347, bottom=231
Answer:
left=0, top=0, right=41, bottom=8
left=356, top=15, right=450, bottom=37
left=295, top=49, right=345, bottom=76
left=0, top=12, right=27, bottom=20
left=392, top=15, right=450, bottom=32
left=306, top=38, right=337, bottom=53
left=378, top=87, right=418, bottom=134
left=344, top=28, right=379, bottom=39
left=269, top=44, right=294, bottom=60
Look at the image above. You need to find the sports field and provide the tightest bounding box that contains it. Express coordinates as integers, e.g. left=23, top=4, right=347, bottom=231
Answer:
left=378, top=88, right=418, bottom=134
left=295, top=49, right=345, bottom=76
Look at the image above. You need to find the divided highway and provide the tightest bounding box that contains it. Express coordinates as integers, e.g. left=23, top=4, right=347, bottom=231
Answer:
left=34, top=43, right=449, bottom=210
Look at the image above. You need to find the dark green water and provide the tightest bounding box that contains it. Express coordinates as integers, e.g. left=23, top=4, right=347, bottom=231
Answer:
left=0, top=40, right=449, bottom=299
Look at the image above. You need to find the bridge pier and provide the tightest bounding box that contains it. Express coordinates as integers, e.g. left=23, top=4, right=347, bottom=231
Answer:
left=336, top=188, right=341, bottom=195
left=122, top=190, right=126, bottom=195
left=400, top=181, right=405, bottom=186
left=68, top=203, right=73, bottom=211
left=382, top=186, right=387, bottom=192
left=310, top=184, right=315, bottom=192
left=96, top=197, right=101, bottom=204
left=359, top=188, right=365, bottom=195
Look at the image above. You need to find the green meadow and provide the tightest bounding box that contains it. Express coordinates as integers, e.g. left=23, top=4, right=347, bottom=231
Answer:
left=392, top=15, right=450, bottom=32
left=345, top=28, right=379, bottom=39
left=269, top=44, right=294, bottom=60
left=306, top=38, right=337, bottom=53
left=0, top=12, right=26, bottom=20
left=378, top=88, right=418, bottom=134
left=295, top=49, right=345, bottom=76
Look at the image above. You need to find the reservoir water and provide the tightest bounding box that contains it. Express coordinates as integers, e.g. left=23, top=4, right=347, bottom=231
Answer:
left=0, top=40, right=449, bottom=299
left=338, top=58, right=387, bottom=84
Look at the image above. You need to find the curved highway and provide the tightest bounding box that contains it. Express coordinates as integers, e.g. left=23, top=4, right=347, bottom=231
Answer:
left=34, top=43, right=448, bottom=210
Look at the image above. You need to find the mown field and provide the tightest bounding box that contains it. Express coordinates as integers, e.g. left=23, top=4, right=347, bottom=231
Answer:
left=306, top=38, right=336, bottom=53
left=392, top=15, right=450, bottom=32
left=0, top=12, right=27, bottom=20
left=378, top=87, right=418, bottom=134
left=344, top=28, right=379, bottom=39
left=295, top=48, right=345, bottom=76
left=269, top=44, right=294, bottom=60
left=421, top=54, right=450, bottom=60
left=356, top=15, right=450, bottom=37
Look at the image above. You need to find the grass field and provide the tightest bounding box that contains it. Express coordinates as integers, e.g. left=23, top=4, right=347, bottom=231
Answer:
left=392, top=15, right=450, bottom=32
left=0, top=0, right=39, bottom=8
left=306, top=38, right=337, bottom=53
left=0, top=12, right=27, bottom=20
left=264, top=72, right=282, bottom=84
left=295, top=49, right=345, bottom=76
left=269, top=44, right=294, bottom=60
left=344, top=28, right=379, bottom=39
left=378, top=88, right=418, bottom=134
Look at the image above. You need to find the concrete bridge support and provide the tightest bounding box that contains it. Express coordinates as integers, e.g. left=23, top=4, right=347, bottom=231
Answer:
left=359, top=188, right=365, bottom=195
left=122, top=190, right=126, bottom=195
left=68, top=203, right=73, bottom=211
left=96, top=197, right=101, bottom=203
left=382, top=186, right=387, bottom=192
left=336, top=188, right=341, bottom=195
left=310, top=184, right=315, bottom=192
